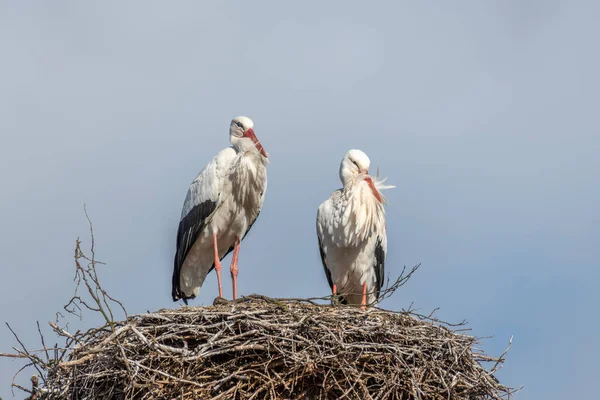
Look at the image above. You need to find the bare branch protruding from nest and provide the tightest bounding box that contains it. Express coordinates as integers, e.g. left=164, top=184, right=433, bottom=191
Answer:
left=63, top=203, right=127, bottom=330
left=1, top=204, right=128, bottom=396
left=379, top=263, right=421, bottom=303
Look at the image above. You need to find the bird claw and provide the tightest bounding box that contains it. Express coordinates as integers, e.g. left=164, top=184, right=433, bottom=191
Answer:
left=213, top=296, right=230, bottom=306
left=331, top=293, right=341, bottom=306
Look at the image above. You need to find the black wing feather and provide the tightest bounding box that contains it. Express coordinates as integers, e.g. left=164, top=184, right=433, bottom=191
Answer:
left=317, top=235, right=333, bottom=290
left=373, top=237, right=386, bottom=301
left=171, top=199, right=217, bottom=302
left=317, top=223, right=348, bottom=304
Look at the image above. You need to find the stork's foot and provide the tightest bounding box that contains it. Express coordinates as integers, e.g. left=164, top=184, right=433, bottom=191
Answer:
left=361, top=283, right=367, bottom=310
left=213, top=296, right=230, bottom=306
left=331, top=284, right=339, bottom=305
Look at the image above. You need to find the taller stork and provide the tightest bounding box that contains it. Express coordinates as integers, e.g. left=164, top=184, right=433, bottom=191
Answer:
left=172, top=116, right=268, bottom=304
left=316, top=149, right=394, bottom=309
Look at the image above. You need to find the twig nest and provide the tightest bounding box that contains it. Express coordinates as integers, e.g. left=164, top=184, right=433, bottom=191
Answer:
left=42, top=296, right=512, bottom=399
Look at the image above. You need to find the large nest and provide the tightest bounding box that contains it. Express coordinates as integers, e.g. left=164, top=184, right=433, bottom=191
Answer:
left=3, top=214, right=514, bottom=399
left=34, top=295, right=512, bottom=400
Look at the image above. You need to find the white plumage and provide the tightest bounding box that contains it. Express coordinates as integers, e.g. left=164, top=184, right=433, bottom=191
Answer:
left=316, top=149, right=394, bottom=308
left=172, top=116, right=268, bottom=304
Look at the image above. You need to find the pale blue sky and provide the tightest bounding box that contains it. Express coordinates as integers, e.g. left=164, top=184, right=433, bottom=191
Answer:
left=1, top=1, right=599, bottom=398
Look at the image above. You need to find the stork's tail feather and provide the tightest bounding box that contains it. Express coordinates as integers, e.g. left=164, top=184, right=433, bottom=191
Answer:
left=172, top=252, right=195, bottom=304
left=172, top=287, right=195, bottom=305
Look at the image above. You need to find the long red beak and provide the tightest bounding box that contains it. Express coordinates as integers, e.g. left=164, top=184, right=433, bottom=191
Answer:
left=364, top=175, right=383, bottom=203
left=243, top=128, right=267, bottom=158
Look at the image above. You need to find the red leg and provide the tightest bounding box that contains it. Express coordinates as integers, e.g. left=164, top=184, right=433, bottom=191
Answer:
left=230, top=237, right=240, bottom=300
left=332, top=284, right=337, bottom=295
left=213, top=233, right=223, bottom=298
left=361, top=283, right=367, bottom=310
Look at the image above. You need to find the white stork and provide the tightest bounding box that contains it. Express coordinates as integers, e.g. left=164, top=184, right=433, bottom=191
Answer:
left=316, top=149, right=394, bottom=309
left=172, top=116, right=268, bottom=304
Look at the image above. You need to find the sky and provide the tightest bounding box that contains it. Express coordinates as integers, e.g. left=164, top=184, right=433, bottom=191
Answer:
left=1, top=1, right=599, bottom=398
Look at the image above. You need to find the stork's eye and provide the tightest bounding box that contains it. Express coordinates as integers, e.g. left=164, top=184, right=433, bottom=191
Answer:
left=351, top=160, right=360, bottom=169
left=235, top=121, right=244, bottom=128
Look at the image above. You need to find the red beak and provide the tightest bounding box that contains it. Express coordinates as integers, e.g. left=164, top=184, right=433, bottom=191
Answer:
left=243, top=128, right=267, bottom=158
left=364, top=175, right=383, bottom=203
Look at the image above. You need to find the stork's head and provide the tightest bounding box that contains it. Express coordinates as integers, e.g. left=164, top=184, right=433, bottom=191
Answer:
left=339, top=149, right=383, bottom=203
left=229, top=116, right=267, bottom=158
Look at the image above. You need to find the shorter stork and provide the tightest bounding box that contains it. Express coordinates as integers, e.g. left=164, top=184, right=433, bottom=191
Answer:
left=316, top=149, right=394, bottom=309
